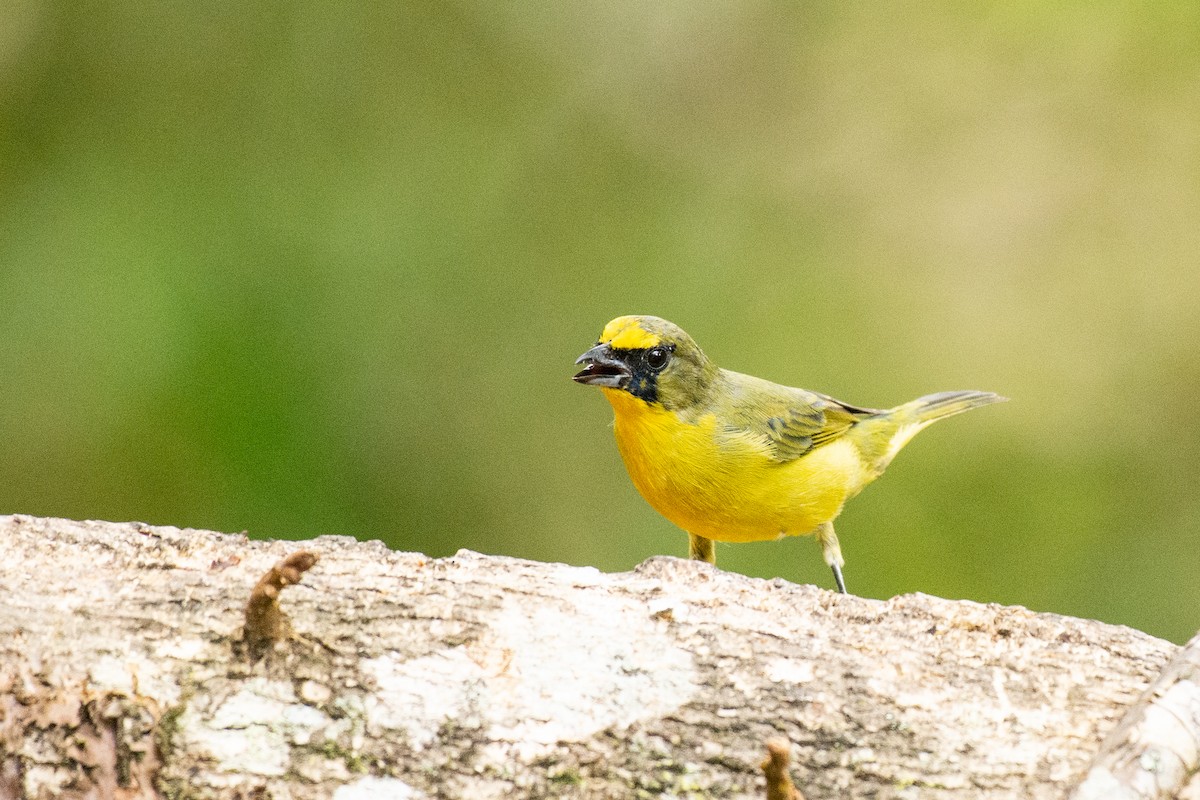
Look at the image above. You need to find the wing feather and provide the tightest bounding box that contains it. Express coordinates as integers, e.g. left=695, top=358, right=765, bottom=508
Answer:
left=716, top=372, right=879, bottom=463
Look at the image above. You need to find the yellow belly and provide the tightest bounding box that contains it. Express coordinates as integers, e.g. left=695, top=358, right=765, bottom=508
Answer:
left=603, top=389, right=871, bottom=542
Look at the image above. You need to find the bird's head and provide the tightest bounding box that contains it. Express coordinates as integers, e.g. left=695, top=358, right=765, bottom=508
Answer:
left=573, top=315, right=716, bottom=410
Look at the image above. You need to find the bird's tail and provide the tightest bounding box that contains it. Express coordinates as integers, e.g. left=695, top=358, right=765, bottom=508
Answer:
left=899, top=390, right=1007, bottom=426
left=863, top=390, right=1006, bottom=473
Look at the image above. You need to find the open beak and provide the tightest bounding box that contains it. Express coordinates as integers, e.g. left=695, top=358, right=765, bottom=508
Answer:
left=573, top=343, right=631, bottom=388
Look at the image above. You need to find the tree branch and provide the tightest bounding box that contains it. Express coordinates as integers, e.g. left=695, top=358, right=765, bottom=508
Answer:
left=1068, top=631, right=1200, bottom=799
left=0, top=515, right=1188, bottom=799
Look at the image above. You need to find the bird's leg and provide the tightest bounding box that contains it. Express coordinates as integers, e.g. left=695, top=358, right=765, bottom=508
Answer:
left=688, top=533, right=715, bottom=564
left=815, top=522, right=847, bottom=594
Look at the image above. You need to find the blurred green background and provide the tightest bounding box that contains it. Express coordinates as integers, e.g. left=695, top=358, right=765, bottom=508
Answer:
left=2, top=3, right=1197, bottom=643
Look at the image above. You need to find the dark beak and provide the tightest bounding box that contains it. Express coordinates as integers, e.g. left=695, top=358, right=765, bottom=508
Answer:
left=573, top=343, right=630, bottom=388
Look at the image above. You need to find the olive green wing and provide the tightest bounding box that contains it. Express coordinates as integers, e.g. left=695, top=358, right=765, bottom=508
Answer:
left=717, top=373, right=879, bottom=463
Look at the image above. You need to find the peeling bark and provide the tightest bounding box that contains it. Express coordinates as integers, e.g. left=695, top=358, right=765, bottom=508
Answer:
left=0, top=515, right=1188, bottom=799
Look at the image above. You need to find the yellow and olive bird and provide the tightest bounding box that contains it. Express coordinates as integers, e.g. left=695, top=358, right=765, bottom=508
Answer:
left=573, top=315, right=1004, bottom=593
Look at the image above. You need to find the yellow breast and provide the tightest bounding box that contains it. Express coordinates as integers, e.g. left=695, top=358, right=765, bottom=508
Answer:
left=602, top=389, right=869, bottom=543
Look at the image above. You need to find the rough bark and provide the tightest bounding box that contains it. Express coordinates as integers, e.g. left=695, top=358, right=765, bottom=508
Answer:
left=1068, top=630, right=1200, bottom=800
left=0, top=515, right=1189, bottom=799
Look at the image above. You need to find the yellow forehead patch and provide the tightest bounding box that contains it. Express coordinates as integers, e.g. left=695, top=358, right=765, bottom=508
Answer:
left=600, top=316, right=661, bottom=350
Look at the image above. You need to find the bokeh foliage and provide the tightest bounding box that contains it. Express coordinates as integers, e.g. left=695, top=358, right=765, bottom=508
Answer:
left=2, top=3, right=1198, bottom=642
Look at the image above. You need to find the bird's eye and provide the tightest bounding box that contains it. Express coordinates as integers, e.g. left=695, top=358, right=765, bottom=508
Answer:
left=645, top=346, right=670, bottom=371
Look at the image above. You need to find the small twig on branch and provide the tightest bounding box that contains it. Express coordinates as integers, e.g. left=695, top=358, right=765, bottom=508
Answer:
left=762, top=737, right=805, bottom=800
left=241, top=550, right=319, bottom=659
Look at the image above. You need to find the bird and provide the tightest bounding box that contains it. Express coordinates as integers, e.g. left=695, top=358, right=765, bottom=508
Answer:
left=573, top=315, right=1005, bottom=593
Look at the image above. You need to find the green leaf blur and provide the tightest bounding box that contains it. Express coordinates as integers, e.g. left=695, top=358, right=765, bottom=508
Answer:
left=2, top=3, right=1197, bottom=642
